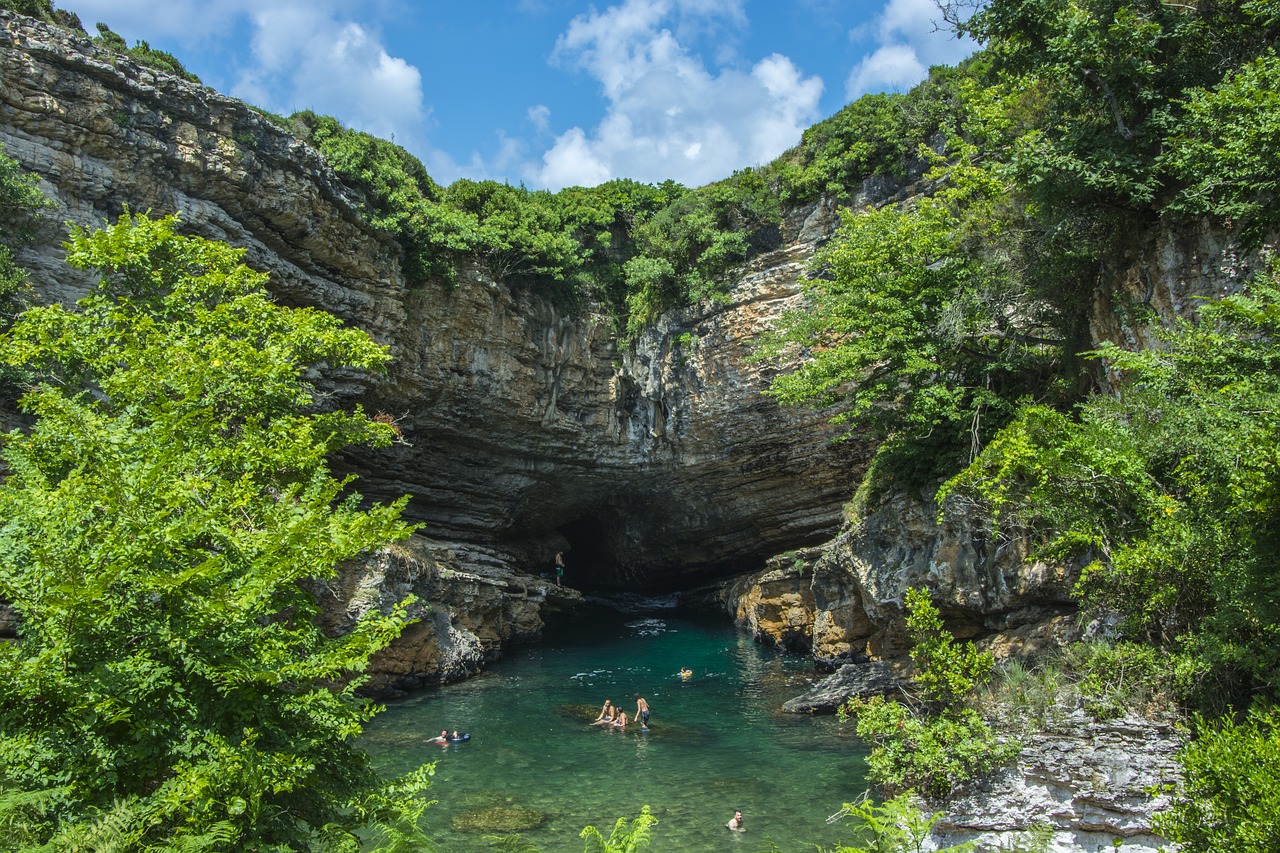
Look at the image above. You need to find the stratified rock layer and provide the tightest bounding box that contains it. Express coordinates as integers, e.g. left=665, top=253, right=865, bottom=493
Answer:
left=934, top=712, right=1181, bottom=853
left=0, top=11, right=865, bottom=593
left=316, top=537, right=581, bottom=693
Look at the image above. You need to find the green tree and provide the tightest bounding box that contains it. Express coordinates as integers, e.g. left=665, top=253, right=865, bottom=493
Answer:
left=943, top=261, right=1280, bottom=708
left=760, top=144, right=1075, bottom=484
left=905, top=587, right=993, bottom=712
left=0, top=145, right=49, bottom=309
left=842, top=590, right=1015, bottom=800
left=944, top=0, right=1280, bottom=213
left=1159, top=50, right=1280, bottom=243
left=0, top=212, right=432, bottom=851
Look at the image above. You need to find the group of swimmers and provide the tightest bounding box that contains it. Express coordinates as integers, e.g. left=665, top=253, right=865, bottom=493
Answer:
left=591, top=693, right=650, bottom=730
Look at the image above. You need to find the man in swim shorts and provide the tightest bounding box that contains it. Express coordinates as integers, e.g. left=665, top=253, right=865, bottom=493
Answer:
left=633, top=693, right=650, bottom=729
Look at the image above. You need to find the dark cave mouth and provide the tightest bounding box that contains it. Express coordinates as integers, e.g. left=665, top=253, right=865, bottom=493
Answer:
left=550, top=513, right=766, bottom=595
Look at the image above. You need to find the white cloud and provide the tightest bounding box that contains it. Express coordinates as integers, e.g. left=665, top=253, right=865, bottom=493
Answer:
left=532, top=0, right=822, bottom=189
left=846, top=0, right=976, bottom=99
left=236, top=6, right=429, bottom=154
left=847, top=44, right=927, bottom=94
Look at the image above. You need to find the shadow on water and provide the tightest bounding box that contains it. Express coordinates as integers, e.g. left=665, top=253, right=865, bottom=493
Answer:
left=362, top=604, right=870, bottom=852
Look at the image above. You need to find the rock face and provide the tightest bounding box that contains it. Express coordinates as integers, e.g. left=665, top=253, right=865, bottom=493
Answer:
left=717, top=487, right=1080, bottom=668
left=315, top=536, right=581, bottom=693
left=0, top=11, right=867, bottom=594
left=717, top=547, right=822, bottom=653
left=933, top=712, right=1181, bottom=853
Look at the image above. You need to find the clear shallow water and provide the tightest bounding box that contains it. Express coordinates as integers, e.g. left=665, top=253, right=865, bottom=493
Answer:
left=362, top=607, right=870, bottom=852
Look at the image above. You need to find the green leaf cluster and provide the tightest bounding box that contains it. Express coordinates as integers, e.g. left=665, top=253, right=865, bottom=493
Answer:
left=905, top=587, right=993, bottom=712
left=578, top=805, right=657, bottom=853
left=772, top=63, right=974, bottom=206
left=760, top=137, right=1082, bottom=483
left=944, top=261, right=1280, bottom=709
left=0, top=143, right=51, bottom=315
left=1155, top=708, right=1280, bottom=853
left=842, top=590, right=1015, bottom=801
left=0, top=0, right=82, bottom=30
left=0, top=212, right=432, bottom=851
left=819, top=794, right=976, bottom=853
left=91, top=23, right=201, bottom=84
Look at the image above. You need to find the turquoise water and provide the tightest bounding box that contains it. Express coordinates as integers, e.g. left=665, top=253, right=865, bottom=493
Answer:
left=363, top=606, right=870, bottom=852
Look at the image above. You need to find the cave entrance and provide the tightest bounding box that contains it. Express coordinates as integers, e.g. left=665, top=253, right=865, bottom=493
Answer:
left=557, top=513, right=629, bottom=591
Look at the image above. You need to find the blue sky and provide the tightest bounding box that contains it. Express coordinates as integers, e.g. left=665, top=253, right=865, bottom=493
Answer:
left=57, top=0, right=975, bottom=190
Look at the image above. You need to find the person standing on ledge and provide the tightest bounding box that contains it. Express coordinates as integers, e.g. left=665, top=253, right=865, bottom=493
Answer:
left=554, top=550, right=565, bottom=587
left=726, top=810, right=744, bottom=831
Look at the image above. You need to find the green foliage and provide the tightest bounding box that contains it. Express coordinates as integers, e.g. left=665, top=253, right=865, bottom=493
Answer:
left=623, top=168, right=779, bottom=337
left=820, top=794, right=973, bottom=853
left=92, top=22, right=201, bottom=83
left=290, top=111, right=476, bottom=285
left=0, top=143, right=51, bottom=315
left=952, top=0, right=1280, bottom=213
left=1063, top=640, right=1202, bottom=720
left=443, top=179, right=582, bottom=288
left=0, top=0, right=82, bottom=30
left=842, top=590, right=1014, bottom=800
left=776, top=63, right=973, bottom=205
left=578, top=806, right=657, bottom=853
left=944, top=260, right=1280, bottom=707
left=844, top=697, right=1018, bottom=802
left=1159, top=50, right=1280, bottom=243
left=0, top=212, right=432, bottom=851
left=905, top=588, right=993, bottom=712
left=760, top=143, right=1076, bottom=482
left=1155, top=708, right=1280, bottom=853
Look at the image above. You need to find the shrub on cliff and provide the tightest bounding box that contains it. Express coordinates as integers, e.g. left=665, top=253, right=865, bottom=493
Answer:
left=1156, top=708, right=1280, bottom=853
left=0, top=212, right=432, bottom=850
left=842, top=589, right=1017, bottom=801
left=91, top=22, right=201, bottom=84
left=0, top=143, right=50, bottom=315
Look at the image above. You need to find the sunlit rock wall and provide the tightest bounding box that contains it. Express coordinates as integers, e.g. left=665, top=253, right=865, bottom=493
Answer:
left=0, top=12, right=866, bottom=599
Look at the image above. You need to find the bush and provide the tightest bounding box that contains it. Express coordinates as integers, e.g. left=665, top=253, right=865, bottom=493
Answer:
left=906, top=587, right=993, bottom=712
left=846, top=697, right=1019, bottom=801
left=0, top=213, right=432, bottom=850
left=842, top=590, right=1017, bottom=800
left=1155, top=708, right=1280, bottom=853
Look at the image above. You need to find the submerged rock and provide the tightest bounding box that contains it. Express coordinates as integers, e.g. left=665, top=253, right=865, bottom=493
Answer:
left=450, top=805, right=546, bottom=833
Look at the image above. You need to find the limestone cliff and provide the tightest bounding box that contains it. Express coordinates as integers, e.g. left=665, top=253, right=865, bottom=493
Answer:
left=0, top=12, right=871, bottom=684
left=0, top=12, right=871, bottom=594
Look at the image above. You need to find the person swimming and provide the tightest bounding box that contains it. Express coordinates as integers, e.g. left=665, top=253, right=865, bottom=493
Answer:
left=679, top=667, right=692, bottom=680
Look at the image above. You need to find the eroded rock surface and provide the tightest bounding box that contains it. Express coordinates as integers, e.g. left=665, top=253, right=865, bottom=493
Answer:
left=932, top=712, right=1181, bottom=853
left=0, top=11, right=867, bottom=593
left=316, top=535, right=581, bottom=692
